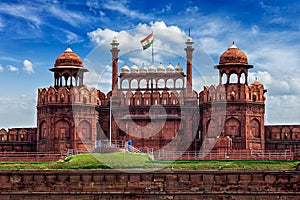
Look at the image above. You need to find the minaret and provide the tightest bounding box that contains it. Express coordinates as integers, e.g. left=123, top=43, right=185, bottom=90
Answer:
left=184, top=36, right=194, bottom=89
left=110, top=37, right=120, bottom=93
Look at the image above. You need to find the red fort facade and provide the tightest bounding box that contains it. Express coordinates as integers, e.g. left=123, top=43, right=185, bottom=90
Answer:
left=0, top=38, right=299, bottom=154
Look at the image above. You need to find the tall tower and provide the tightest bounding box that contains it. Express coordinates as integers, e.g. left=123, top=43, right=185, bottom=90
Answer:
left=110, top=37, right=120, bottom=93
left=200, top=43, right=266, bottom=152
left=184, top=36, right=194, bottom=91
left=37, top=46, right=98, bottom=153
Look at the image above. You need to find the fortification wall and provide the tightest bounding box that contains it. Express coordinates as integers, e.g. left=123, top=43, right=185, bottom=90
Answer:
left=0, top=169, right=299, bottom=199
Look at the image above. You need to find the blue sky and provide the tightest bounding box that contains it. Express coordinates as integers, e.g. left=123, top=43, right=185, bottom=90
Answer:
left=0, top=0, right=299, bottom=128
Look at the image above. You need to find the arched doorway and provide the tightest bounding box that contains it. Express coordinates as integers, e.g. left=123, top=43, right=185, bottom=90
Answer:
left=225, top=118, right=242, bottom=149
left=55, top=120, right=71, bottom=151
left=77, top=120, right=92, bottom=151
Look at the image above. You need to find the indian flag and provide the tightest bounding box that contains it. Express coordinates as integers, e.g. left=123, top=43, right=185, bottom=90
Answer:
left=140, top=32, right=153, bottom=50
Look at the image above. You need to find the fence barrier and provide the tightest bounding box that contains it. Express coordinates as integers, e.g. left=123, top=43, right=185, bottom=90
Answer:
left=151, top=149, right=297, bottom=161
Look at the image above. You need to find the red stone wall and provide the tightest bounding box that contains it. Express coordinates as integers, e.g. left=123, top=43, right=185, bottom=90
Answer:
left=265, top=125, right=300, bottom=151
left=0, top=169, right=299, bottom=199
left=0, top=128, right=36, bottom=152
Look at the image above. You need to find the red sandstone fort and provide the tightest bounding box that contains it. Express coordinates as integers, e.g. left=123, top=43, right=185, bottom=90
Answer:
left=0, top=37, right=299, bottom=155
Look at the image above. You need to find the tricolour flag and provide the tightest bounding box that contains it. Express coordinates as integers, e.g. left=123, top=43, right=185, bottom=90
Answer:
left=140, top=32, right=153, bottom=50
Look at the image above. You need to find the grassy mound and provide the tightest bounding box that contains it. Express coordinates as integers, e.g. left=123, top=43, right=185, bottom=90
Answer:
left=0, top=152, right=298, bottom=170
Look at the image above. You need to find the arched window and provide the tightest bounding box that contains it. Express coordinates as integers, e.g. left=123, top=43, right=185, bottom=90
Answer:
left=55, top=120, right=70, bottom=139
left=78, top=120, right=92, bottom=140
left=139, top=79, right=147, bottom=89
left=175, top=79, right=183, bottom=88
left=221, top=73, right=227, bottom=84
left=121, top=79, right=129, bottom=89
left=157, top=79, right=165, bottom=88
left=225, top=118, right=241, bottom=137
left=240, top=72, right=246, bottom=84
left=250, top=119, right=260, bottom=138
left=282, top=127, right=290, bottom=140
left=229, top=73, right=238, bottom=83
left=130, top=79, right=138, bottom=89
left=39, top=121, right=47, bottom=140
left=166, top=79, right=174, bottom=88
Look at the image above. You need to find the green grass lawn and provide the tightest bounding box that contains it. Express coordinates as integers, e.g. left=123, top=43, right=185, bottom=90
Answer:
left=0, top=152, right=298, bottom=170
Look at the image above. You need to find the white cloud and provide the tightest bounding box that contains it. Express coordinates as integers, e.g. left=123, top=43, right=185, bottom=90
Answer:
left=88, top=21, right=187, bottom=58
left=48, top=5, right=91, bottom=27
left=0, top=3, right=41, bottom=25
left=7, top=65, right=18, bottom=72
left=186, top=6, right=199, bottom=13
left=160, top=4, right=172, bottom=13
left=101, top=0, right=150, bottom=20
left=251, top=25, right=260, bottom=34
left=23, top=59, right=34, bottom=74
left=0, top=65, right=4, bottom=72
left=88, top=28, right=118, bottom=45
left=86, top=0, right=99, bottom=12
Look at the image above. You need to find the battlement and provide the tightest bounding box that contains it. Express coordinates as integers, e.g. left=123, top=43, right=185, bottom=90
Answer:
left=199, top=82, right=266, bottom=104
left=37, top=86, right=99, bottom=106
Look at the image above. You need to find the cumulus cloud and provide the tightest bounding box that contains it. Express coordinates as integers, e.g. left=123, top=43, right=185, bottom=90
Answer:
left=0, top=65, right=4, bottom=72
left=7, top=65, right=18, bottom=72
left=23, top=59, right=34, bottom=74
left=87, top=21, right=188, bottom=64
left=86, top=21, right=208, bottom=93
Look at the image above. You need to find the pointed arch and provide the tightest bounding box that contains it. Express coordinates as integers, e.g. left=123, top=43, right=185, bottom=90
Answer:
left=121, top=79, right=129, bottom=89
left=240, top=71, right=246, bottom=84
left=175, top=78, right=183, bottom=88
left=250, top=119, right=260, bottom=138
left=0, top=128, right=8, bottom=142
left=39, top=121, right=47, bottom=140
left=166, top=79, right=174, bottom=88
left=139, top=79, right=147, bottom=89
left=225, top=118, right=241, bottom=137
left=78, top=120, right=92, bottom=140
left=229, top=72, right=238, bottom=83
left=55, top=119, right=70, bottom=139
left=130, top=79, right=138, bottom=89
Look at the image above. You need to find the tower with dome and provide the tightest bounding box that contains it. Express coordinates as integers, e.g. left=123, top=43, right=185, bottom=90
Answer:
left=36, top=46, right=98, bottom=153
left=200, top=42, right=266, bottom=153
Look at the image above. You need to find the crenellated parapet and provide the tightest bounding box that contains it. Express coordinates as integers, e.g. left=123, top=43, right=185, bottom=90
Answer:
left=199, top=81, right=266, bottom=104
left=37, top=86, right=100, bottom=106
left=119, top=90, right=185, bottom=106
left=0, top=128, right=36, bottom=142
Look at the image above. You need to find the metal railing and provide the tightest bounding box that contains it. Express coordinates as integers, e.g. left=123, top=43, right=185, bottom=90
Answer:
left=0, top=152, right=63, bottom=162
left=153, top=149, right=297, bottom=161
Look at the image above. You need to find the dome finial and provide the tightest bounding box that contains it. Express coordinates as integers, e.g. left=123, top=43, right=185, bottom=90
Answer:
left=65, top=45, right=73, bottom=52
left=230, top=41, right=237, bottom=49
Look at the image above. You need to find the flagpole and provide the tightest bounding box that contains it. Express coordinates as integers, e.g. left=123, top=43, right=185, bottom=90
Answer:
left=151, top=31, right=154, bottom=65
